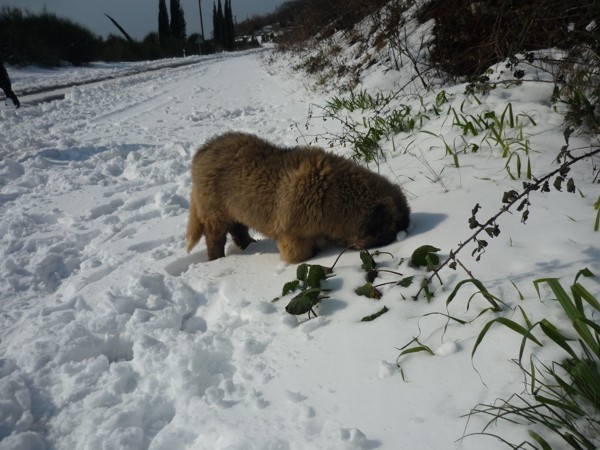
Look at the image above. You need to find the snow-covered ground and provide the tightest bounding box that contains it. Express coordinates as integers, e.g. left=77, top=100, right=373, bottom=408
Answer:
left=0, top=45, right=598, bottom=450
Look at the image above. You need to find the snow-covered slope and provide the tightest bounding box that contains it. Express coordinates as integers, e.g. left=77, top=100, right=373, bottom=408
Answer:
left=0, top=46, right=598, bottom=450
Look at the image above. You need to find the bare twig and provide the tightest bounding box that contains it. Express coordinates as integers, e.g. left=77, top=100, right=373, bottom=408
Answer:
left=413, top=145, right=600, bottom=299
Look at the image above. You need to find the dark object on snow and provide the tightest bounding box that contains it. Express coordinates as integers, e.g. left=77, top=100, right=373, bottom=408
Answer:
left=0, top=60, right=20, bottom=108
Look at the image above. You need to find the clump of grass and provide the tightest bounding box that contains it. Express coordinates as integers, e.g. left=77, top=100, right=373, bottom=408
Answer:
left=468, top=269, right=600, bottom=449
left=326, top=89, right=390, bottom=112
left=306, top=88, right=449, bottom=166
left=321, top=91, right=417, bottom=165
left=439, top=100, right=538, bottom=179
left=307, top=81, right=540, bottom=180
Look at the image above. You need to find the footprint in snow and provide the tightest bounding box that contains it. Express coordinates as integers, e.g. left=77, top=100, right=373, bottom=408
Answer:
left=87, top=198, right=124, bottom=220
left=339, top=428, right=380, bottom=449
left=164, top=250, right=208, bottom=276
left=299, top=316, right=328, bottom=333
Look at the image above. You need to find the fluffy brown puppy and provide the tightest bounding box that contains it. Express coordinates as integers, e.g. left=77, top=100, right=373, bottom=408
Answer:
left=186, top=132, right=410, bottom=263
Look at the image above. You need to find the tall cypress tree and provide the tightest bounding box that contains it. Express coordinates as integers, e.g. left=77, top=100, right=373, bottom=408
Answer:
left=169, top=0, right=187, bottom=42
left=158, top=0, right=170, bottom=46
left=212, top=2, right=220, bottom=43
left=216, top=0, right=225, bottom=46
left=224, top=0, right=234, bottom=50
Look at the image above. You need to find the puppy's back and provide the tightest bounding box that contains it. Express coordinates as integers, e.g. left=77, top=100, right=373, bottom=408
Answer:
left=190, top=132, right=300, bottom=233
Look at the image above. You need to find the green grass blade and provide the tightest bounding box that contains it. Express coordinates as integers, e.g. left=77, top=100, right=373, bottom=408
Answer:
left=594, top=195, right=600, bottom=231
left=506, top=103, right=515, bottom=128
left=574, top=268, right=594, bottom=284
left=528, top=355, right=539, bottom=394
left=465, top=121, right=478, bottom=136
left=528, top=430, right=553, bottom=450
left=451, top=108, right=463, bottom=126
left=539, top=319, right=578, bottom=359
left=472, top=317, right=542, bottom=358
left=563, top=355, right=600, bottom=402
left=488, top=124, right=503, bottom=146
left=447, top=279, right=502, bottom=311
left=580, top=317, right=600, bottom=336
left=572, top=320, right=600, bottom=357
left=534, top=278, right=579, bottom=321
left=571, top=283, right=600, bottom=310
left=398, top=345, right=434, bottom=358
left=516, top=305, right=533, bottom=328
left=535, top=278, right=600, bottom=354
left=519, top=112, right=537, bottom=126
left=396, top=339, right=435, bottom=369
left=532, top=394, right=583, bottom=415
left=511, top=281, right=525, bottom=301
left=422, top=311, right=469, bottom=325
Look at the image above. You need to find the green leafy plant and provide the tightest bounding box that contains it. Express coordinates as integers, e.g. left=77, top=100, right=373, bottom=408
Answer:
left=274, top=245, right=441, bottom=318
left=285, top=287, right=328, bottom=318
left=355, top=282, right=383, bottom=300
left=354, top=249, right=394, bottom=299
left=274, top=248, right=395, bottom=317
left=410, top=245, right=441, bottom=269
left=353, top=247, right=438, bottom=300
left=274, top=263, right=334, bottom=319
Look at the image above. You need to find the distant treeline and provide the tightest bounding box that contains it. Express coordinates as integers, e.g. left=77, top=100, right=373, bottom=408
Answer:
left=0, top=2, right=256, bottom=67
left=7, top=0, right=597, bottom=74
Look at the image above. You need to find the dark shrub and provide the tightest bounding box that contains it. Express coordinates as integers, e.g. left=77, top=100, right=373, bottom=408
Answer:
left=419, top=0, right=599, bottom=78
left=0, top=7, right=102, bottom=66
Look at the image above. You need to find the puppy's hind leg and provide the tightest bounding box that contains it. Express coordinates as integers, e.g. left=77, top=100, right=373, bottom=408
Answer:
left=186, top=189, right=205, bottom=253
left=205, top=221, right=228, bottom=260
left=228, top=222, right=256, bottom=250
left=277, top=235, right=318, bottom=263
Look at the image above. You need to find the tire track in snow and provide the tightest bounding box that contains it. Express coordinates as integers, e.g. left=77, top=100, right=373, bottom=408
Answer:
left=6, top=48, right=269, bottom=106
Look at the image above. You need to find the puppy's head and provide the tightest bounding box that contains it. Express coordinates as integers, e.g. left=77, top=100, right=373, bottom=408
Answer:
left=355, top=194, right=410, bottom=249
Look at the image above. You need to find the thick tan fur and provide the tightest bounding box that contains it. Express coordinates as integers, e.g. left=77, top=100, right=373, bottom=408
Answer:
left=186, top=132, right=410, bottom=263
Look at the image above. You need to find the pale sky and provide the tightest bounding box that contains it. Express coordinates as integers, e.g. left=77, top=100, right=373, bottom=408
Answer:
left=0, top=0, right=288, bottom=40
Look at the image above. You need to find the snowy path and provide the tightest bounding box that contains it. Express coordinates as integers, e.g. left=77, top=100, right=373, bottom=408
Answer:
left=1, top=50, right=599, bottom=450
left=3, top=53, right=244, bottom=102
left=1, top=51, right=330, bottom=449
